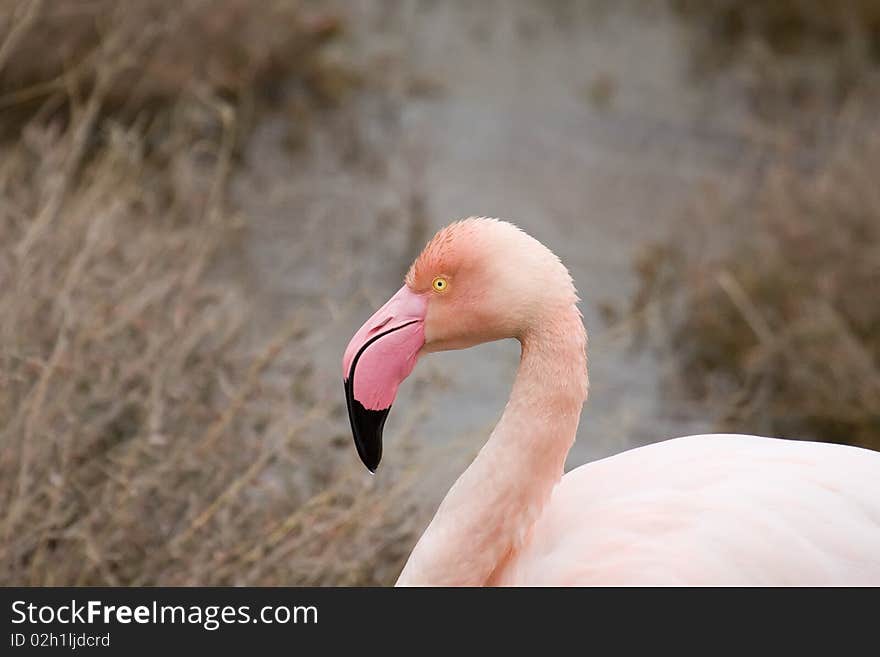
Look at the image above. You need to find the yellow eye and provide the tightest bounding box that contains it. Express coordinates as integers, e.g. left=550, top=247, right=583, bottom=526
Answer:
left=432, top=277, right=449, bottom=293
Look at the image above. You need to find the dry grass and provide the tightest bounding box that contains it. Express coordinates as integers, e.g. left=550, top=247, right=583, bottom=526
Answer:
left=632, top=106, right=880, bottom=451
left=0, top=0, right=428, bottom=585
left=636, top=3, right=880, bottom=450
left=674, top=0, right=880, bottom=120
left=0, top=0, right=349, bottom=138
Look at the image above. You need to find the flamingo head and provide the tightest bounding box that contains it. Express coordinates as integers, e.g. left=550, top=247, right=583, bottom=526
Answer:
left=342, top=217, right=577, bottom=471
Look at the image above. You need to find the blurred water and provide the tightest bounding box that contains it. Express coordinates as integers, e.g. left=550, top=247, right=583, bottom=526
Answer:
left=230, top=1, right=760, bottom=477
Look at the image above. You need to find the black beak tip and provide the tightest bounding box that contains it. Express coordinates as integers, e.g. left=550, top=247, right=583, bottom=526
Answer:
left=344, top=378, right=389, bottom=473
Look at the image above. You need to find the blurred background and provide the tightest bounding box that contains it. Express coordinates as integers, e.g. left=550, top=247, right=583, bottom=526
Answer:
left=1, top=0, right=878, bottom=585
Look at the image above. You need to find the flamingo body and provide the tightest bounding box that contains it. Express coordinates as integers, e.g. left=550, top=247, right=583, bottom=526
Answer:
left=491, top=434, right=880, bottom=585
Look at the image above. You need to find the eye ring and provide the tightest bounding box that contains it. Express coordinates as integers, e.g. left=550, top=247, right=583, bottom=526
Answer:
left=432, top=276, right=449, bottom=293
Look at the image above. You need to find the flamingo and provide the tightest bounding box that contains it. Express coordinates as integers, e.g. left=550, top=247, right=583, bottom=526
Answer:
left=342, top=217, right=880, bottom=586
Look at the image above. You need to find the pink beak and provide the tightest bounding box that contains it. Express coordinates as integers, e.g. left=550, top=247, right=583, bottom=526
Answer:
left=343, top=286, right=427, bottom=472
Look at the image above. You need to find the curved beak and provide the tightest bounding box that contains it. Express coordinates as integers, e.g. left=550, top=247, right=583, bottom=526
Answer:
left=342, top=286, right=427, bottom=472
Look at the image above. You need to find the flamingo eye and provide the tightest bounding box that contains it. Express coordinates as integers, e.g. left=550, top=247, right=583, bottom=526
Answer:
left=432, top=277, right=449, bottom=293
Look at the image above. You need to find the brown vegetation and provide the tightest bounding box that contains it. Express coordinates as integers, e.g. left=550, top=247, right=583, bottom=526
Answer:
left=634, top=3, right=880, bottom=451
left=674, top=0, right=880, bottom=119
left=0, top=0, right=425, bottom=586
left=632, top=108, right=880, bottom=450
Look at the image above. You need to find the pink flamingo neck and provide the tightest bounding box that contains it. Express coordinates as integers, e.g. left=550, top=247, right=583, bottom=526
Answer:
left=396, top=305, right=588, bottom=586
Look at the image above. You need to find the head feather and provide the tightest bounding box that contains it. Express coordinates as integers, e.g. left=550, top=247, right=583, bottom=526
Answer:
left=405, top=217, right=503, bottom=288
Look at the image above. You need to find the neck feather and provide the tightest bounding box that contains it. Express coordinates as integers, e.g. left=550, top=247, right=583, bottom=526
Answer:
left=396, top=304, right=588, bottom=586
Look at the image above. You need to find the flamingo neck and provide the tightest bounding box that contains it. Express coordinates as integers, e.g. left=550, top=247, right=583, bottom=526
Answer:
left=396, top=305, right=588, bottom=586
